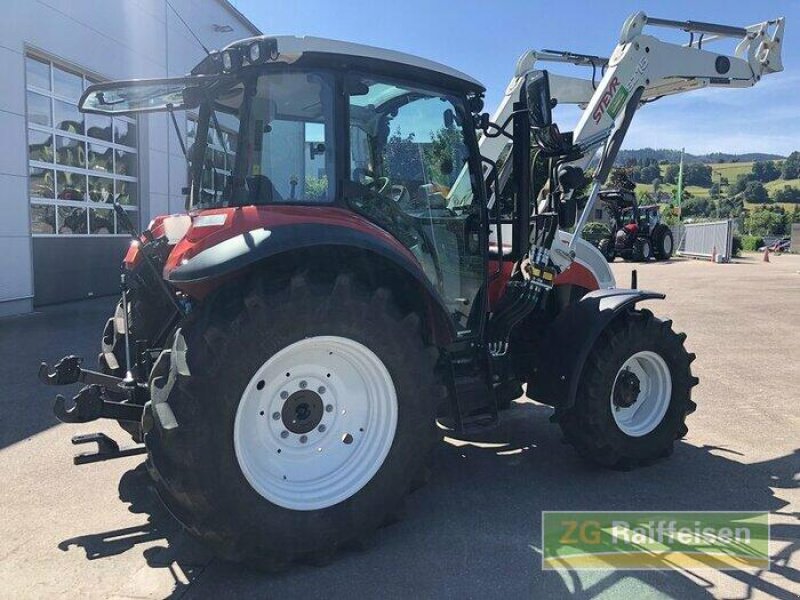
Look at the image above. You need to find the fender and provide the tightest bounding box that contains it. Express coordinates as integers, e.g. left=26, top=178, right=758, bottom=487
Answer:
left=167, top=221, right=458, bottom=344
left=525, top=288, right=664, bottom=408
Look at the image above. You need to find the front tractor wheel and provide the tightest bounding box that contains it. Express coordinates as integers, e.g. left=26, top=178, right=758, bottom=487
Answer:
left=559, top=309, right=698, bottom=469
left=145, top=273, right=441, bottom=567
left=598, top=238, right=615, bottom=263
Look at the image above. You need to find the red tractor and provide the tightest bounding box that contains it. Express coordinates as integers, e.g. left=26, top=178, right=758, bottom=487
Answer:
left=597, top=190, right=675, bottom=262
left=38, top=14, right=783, bottom=567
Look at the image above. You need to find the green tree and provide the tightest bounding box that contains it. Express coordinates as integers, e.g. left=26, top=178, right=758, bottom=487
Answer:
left=772, top=185, right=800, bottom=204
left=745, top=205, right=789, bottom=236
left=682, top=196, right=712, bottom=218
left=751, top=160, right=781, bottom=182
left=732, top=173, right=753, bottom=195
left=781, top=151, right=800, bottom=180
left=743, top=181, right=769, bottom=204
left=664, top=163, right=680, bottom=184
left=640, top=163, right=661, bottom=183
left=422, top=126, right=463, bottom=187
left=684, top=163, right=713, bottom=187
left=383, top=130, right=423, bottom=181
left=609, top=167, right=636, bottom=191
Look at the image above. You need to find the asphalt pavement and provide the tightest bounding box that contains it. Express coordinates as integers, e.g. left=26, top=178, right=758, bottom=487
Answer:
left=0, top=253, right=797, bottom=599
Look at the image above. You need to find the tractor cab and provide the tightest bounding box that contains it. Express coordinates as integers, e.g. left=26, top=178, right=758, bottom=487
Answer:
left=80, top=36, right=492, bottom=335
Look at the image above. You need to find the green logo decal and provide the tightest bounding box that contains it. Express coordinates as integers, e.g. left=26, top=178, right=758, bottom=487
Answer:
left=542, top=511, right=769, bottom=570
left=606, top=85, right=630, bottom=120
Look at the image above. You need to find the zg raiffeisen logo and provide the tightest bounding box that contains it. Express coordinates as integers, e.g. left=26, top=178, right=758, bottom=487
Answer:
left=542, top=511, right=769, bottom=570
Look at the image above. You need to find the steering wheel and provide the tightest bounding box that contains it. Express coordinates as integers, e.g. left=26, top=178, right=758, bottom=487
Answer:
left=367, top=175, right=391, bottom=195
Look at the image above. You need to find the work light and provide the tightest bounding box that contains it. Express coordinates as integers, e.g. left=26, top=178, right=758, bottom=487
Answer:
left=249, top=42, right=261, bottom=64
left=221, top=48, right=242, bottom=72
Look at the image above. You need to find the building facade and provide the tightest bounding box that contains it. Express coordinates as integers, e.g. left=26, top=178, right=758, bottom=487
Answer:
left=0, top=0, right=259, bottom=316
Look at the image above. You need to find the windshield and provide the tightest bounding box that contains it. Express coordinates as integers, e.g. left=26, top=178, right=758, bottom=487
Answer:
left=188, top=70, right=336, bottom=208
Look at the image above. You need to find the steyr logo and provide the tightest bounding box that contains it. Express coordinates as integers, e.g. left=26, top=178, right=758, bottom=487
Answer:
left=593, top=76, right=621, bottom=124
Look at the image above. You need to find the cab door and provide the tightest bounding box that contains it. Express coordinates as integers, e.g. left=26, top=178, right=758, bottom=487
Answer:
left=346, top=76, right=486, bottom=334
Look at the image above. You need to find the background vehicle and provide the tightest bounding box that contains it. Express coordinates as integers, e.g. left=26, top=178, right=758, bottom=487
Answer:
left=597, top=190, right=674, bottom=262
left=39, top=13, right=783, bottom=567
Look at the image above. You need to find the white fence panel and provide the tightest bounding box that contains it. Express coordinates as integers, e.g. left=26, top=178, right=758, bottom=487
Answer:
left=678, top=220, right=734, bottom=262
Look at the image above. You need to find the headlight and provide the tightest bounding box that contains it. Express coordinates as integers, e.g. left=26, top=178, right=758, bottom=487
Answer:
left=248, top=42, right=261, bottom=64
left=221, top=50, right=233, bottom=71
left=221, top=48, right=241, bottom=72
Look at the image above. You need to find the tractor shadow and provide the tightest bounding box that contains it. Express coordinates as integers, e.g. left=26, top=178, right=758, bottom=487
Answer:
left=55, top=400, right=799, bottom=599
left=57, top=462, right=212, bottom=596
left=430, top=400, right=800, bottom=599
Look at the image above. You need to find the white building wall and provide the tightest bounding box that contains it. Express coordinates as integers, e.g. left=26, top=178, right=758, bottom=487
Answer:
left=0, top=0, right=258, bottom=316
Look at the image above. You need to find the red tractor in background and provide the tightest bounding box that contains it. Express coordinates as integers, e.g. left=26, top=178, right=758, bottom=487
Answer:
left=597, top=190, right=675, bottom=262
left=38, top=12, right=783, bottom=568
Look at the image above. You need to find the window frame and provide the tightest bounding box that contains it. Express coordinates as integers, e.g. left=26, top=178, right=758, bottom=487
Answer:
left=25, top=51, right=140, bottom=237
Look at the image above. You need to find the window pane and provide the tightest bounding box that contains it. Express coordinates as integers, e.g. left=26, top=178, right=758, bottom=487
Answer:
left=26, top=56, right=50, bottom=90
left=115, top=180, right=137, bottom=206
left=31, top=204, right=56, bottom=234
left=186, top=117, right=197, bottom=143
left=86, top=112, right=112, bottom=141
left=89, top=207, right=114, bottom=234
left=57, top=205, right=87, bottom=234
left=56, top=136, right=86, bottom=168
left=114, top=149, right=137, bottom=177
left=28, top=129, right=53, bottom=163
left=53, top=65, right=83, bottom=100
left=88, top=175, right=114, bottom=203
left=54, top=98, right=84, bottom=134
left=56, top=170, right=85, bottom=200
left=87, top=143, right=113, bottom=172
left=27, top=91, right=51, bottom=126
left=114, top=119, right=137, bottom=146
left=29, top=167, right=54, bottom=198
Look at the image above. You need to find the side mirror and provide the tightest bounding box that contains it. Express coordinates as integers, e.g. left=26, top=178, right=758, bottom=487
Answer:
left=524, top=70, right=552, bottom=128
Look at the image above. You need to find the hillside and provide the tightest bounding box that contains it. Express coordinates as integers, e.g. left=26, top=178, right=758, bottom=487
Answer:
left=616, top=148, right=785, bottom=166
left=629, top=161, right=799, bottom=211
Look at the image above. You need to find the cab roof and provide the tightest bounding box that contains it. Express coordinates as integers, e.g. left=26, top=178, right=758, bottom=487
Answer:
left=217, top=35, right=485, bottom=92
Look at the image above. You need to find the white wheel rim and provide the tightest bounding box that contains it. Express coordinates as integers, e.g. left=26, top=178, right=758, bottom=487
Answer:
left=663, top=235, right=673, bottom=254
left=642, top=240, right=651, bottom=257
left=234, top=336, right=398, bottom=511
left=610, top=350, right=672, bottom=437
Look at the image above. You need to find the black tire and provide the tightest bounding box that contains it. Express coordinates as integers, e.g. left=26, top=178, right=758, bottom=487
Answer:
left=632, top=237, right=652, bottom=262
left=652, top=226, right=674, bottom=260
left=144, top=272, right=442, bottom=568
left=598, top=238, right=615, bottom=263
left=559, top=308, right=698, bottom=469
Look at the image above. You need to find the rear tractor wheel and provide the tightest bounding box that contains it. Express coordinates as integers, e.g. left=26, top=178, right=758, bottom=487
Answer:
left=559, top=309, right=698, bottom=469
left=144, top=273, right=442, bottom=567
left=652, top=225, right=674, bottom=260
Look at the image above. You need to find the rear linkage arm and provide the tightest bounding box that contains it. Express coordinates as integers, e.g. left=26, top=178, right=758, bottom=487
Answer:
left=39, top=355, right=145, bottom=424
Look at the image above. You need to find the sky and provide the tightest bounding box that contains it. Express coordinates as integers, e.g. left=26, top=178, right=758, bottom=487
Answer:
left=230, top=0, right=798, bottom=157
